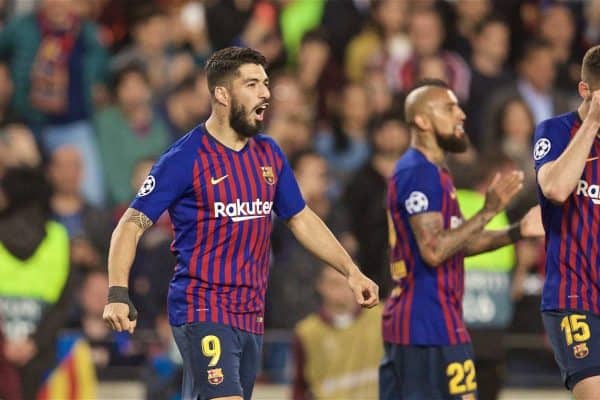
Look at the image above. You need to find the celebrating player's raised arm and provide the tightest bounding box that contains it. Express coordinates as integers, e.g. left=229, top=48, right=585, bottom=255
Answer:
left=103, top=208, right=152, bottom=333
left=286, top=206, right=379, bottom=308
left=410, top=170, right=523, bottom=266
left=537, top=89, right=600, bottom=204
left=463, top=204, right=544, bottom=256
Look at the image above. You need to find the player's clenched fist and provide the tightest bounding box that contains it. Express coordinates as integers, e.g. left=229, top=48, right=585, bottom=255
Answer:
left=103, top=286, right=138, bottom=334
left=347, top=270, right=379, bottom=308
left=483, top=170, right=524, bottom=214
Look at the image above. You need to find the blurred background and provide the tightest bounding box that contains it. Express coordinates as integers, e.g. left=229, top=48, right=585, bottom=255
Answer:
left=0, top=0, right=592, bottom=399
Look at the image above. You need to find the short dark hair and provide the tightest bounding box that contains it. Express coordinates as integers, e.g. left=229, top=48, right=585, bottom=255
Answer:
left=582, top=45, right=600, bottom=87
left=111, top=62, right=149, bottom=94
left=130, top=4, right=164, bottom=28
left=0, top=166, right=51, bottom=215
left=473, top=15, right=508, bottom=36
left=204, top=47, right=267, bottom=95
left=300, top=28, right=329, bottom=47
left=518, top=38, right=552, bottom=63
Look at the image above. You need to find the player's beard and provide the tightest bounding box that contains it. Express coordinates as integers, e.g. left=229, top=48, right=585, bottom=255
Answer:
left=229, top=98, right=262, bottom=138
left=434, top=128, right=469, bottom=153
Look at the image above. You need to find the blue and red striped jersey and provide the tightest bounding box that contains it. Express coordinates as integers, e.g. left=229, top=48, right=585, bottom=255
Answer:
left=534, top=111, right=600, bottom=314
left=130, top=125, right=305, bottom=334
left=383, top=148, right=470, bottom=345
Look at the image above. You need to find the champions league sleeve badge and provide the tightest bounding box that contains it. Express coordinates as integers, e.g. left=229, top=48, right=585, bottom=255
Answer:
left=137, top=175, right=156, bottom=197
left=405, top=191, right=429, bottom=214
left=533, top=138, right=551, bottom=161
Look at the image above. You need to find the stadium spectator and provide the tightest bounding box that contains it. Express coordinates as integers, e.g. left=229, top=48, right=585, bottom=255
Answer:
left=483, top=38, right=569, bottom=129
left=111, top=5, right=171, bottom=95
left=72, top=270, right=145, bottom=372
left=155, top=73, right=208, bottom=141
left=0, top=123, right=42, bottom=175
left=466, top=16, right=513, bottom=149
left=293, top=265, right=383, bottom=400
left=345, top=0, right=411, bottom=84
left=315, top=82, right=371, bottom=186
left=265, top=150, right=353, bottom=382
left=538, top=3, right=579, bottom=94
left=48, top=146, right=112, bottom=276
left=343, top=115, right=410, bottom=296
left=0, top=62, right=15, bottom=125
left=392, top=7, right=471, bottom=102
left=0, top=167, right=73, bottom=400
left=0, top=0, right=109, bottom=206
left=95, top=63, right=169, bottom=206
left=449, top=0, right=491, bottom=60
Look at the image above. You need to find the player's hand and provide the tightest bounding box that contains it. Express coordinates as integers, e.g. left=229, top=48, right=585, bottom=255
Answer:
left=587, top=89, right=600, bottom=122
left=347, top=270, right=379, bottom=308
left=483, top=171, right=524, bottom=215
left=520, top=205, right=544, bottom=238
left=103, top=303, right=137, bottom=334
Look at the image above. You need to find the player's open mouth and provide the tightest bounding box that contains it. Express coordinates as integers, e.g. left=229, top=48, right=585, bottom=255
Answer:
left=455, top=124, right=465, bottom=135
left=254, top=104, right=269, bottom=121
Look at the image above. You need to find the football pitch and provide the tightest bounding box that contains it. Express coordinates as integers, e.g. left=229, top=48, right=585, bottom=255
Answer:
left=99, top=382, right=571, bottom=399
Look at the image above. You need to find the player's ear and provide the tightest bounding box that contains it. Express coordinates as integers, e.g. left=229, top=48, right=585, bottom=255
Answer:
left=413, top=114, right=431, bottom=131
left=578, top=81, right=591, bottom=101
left=214, top=86, right=229, bottom=107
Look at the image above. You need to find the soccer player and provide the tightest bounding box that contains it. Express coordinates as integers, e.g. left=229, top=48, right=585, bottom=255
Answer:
left=102, top=47, right=379, bottom=400
left=379, top=79, right=543, bottom=400
left=534, top=44, right=600, bottom=399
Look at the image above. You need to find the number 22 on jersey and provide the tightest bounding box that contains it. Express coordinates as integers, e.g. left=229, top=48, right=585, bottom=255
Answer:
left=447, top=359, right=477, bottom=395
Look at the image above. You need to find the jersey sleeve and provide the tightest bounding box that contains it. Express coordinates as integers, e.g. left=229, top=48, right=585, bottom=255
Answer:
left=395, top=164, right=443, bottom=216
left=129, top=147, right=192, bottom=223
left=533, top=119, right=570, bottom=171
left=271, top=142, right=306, bottom=219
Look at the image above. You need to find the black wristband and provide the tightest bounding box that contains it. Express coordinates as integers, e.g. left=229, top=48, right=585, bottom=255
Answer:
left=508, top=224, right=523, bottom=243
left=108, top=286, right=138, bottom=321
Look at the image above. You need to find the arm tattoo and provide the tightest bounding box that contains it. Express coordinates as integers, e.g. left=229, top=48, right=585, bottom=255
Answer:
left=125, top=209, right=153, bottom=230
left=410, top=211, right=491, bottom=265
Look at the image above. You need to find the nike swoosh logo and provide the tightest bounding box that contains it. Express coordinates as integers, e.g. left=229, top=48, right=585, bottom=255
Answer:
left=211, top=175, right=229, bottom=185
left=587, top=157, right=598, bottom=163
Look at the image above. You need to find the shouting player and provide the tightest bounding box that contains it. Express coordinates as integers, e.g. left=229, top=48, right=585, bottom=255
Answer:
left=534, top=44, right=600, bottom=399
left=380, top=79, right=543, bottom=400
left=102, top=47, right=379, bottom=400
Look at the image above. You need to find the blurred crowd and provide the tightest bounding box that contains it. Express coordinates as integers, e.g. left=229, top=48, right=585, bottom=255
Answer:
left=0, top=0, right=595, bottom=398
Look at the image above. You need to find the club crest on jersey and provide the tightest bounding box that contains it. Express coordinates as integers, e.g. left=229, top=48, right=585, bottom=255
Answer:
left=261, top=166, right=275, bottom=185
left=390, top=260, right=407, bottom=280
left=573, top=343, right=589, bottom=359
left=208, top=368, right=224, bottom=385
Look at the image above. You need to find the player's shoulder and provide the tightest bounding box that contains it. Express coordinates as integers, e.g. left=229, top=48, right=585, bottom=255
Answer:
left=535, top=111, right=579, bottom=139
left=253, top=133, right=283, bottom=151
left=392, top=148, right=438, bottom=179
left=162, top=125, right=202, bottom=158
left=251, top=134, right=287, bottom=162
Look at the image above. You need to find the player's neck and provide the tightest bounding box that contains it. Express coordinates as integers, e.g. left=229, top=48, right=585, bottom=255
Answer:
left=205, top=113, right=249, bottom=151
left=412, top=135, right=446, bottom=166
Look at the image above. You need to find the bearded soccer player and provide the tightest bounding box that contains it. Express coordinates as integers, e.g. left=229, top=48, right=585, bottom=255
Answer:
left=534, top=45, right=600, bottom=399
left=379, top=79, right=543, bottom=400
left=102, top=47, right=379, bottom=400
